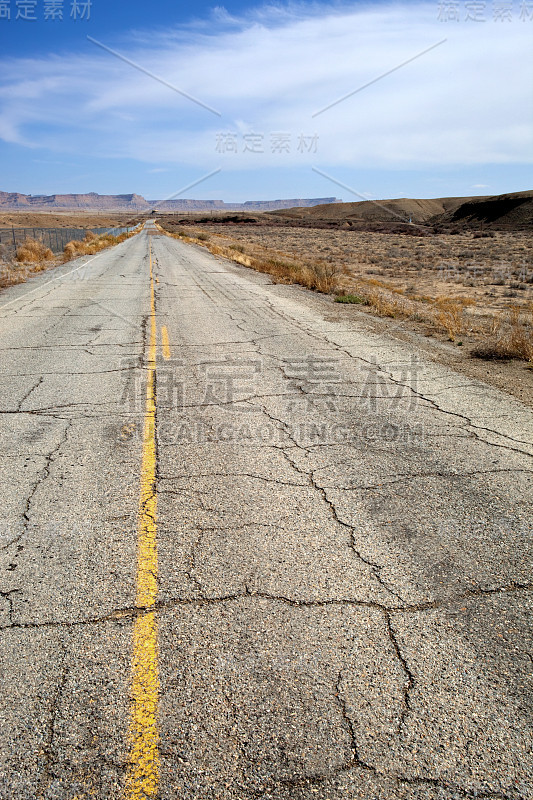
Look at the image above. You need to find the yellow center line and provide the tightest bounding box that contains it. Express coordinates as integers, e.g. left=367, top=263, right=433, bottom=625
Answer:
left=161, top=326, right=171, bottom=360
left=125, top=239, right=160, bottom=800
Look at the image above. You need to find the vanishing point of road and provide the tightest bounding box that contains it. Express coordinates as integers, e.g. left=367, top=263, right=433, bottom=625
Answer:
left=0, top=221, right=531, bottom=799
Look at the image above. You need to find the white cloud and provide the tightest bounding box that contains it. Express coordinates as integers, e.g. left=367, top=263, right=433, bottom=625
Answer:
left=0, top=3, right=531, bottom=170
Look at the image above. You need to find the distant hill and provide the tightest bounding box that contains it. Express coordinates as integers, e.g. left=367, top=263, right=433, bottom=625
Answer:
left=0, top=191, right=339, bottom=213
left=269, top=196, right=472, bottom=224
left=270, top=190, right=533, bottom=230
left=433, top=191, right=533, bottom=230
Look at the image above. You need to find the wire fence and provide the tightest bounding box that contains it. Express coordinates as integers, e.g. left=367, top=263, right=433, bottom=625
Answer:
left=0, top=225, right=135, bottom=259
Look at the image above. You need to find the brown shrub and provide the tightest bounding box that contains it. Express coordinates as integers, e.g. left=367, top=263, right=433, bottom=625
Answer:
left=473, top=306, right=533, bottom=361
left=506, top=306, right=533, bottom=361
left=63, top=241, right=83, bottom=260
left=63, top=240, right=90, bottom=260
left=308, top=260, right=341, bottom=293
left=431, top=297, right=475, bottom=340
left=347, top=280, right=413, bottom=318
left=243, top=253, right=341, bottom=293
left=0, top=263, right=28, bottom=289
left=62, top=227, right=140, bottom=263
left=16, top=238, right=54, bottom=264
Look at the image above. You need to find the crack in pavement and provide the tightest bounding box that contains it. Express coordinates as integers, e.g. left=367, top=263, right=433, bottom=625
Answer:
left=383, top=612, right=415, bottom=734
left=353, top=358, right=533, bottom=457
left=251, top=668, right=519, bottom=800
left=0, top=342, right=143, bottom=352
left=252, top=400, right=407, bottom=604
left=16, top=376, right=44, bottom=412
left=184, top=528, right=209, bottom=599
left=3, top=581, right=530, bottom=632
left=316, top=468, right=533, bottom=492
left=36, top=640, right=68, bottom=800
left=0, top=420, right=72, bottom=555
left=1, top=402, right=132, bottom=414
left=0, top=588, right=21, bottom=625
left=265, top=319, right=533, bottom=457
left=5, top=367, right=139, bottom=378
left=159, top=471, right=307, bottom=489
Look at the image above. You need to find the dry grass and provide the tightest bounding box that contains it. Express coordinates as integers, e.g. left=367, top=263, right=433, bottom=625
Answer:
left=167, top=227, right=343, bottom=293
left=0, top=212, right=144, bottom=229
left=506, top=306, right=533, bottom=361
left=431, top=297, right=476, bottom=341
left=472, top=306, right=533, bottom=362
left=16, top=238, right=54, bottom=265
left=0, top=237, right=55, bottom=289
left=0, top=227, right=141, bottom=292
left=0, top=263, right=28, bottom=289
left=348, top=280, right=413, bottom=319
left=63, top=228, right=139, bottom=262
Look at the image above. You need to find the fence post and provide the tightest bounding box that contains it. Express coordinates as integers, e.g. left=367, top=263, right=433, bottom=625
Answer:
left=12, top=227, right=15, bottom=246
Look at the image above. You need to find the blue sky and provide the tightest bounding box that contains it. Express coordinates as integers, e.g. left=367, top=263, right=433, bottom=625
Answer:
left=0, top=0, right=532, bottom=202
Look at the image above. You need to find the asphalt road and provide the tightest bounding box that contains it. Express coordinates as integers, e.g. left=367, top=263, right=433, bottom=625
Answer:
left=0, top=221, right=532, bottom=800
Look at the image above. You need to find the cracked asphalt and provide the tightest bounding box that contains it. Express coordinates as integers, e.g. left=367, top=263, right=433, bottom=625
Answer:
left=0, top=222, right=531, bottom=799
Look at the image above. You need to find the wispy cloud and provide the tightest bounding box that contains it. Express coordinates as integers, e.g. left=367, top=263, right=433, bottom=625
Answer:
left=0, top=3, right=531, bottom=171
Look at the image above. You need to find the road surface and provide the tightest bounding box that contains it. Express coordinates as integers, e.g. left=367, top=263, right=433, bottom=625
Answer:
left=0, top=221, right=531, bottom=799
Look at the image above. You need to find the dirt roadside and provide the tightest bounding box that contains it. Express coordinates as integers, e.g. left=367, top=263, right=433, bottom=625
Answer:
left=0, top=211, right=146, bottom=228
left=309, top=288, right=533, bottom=409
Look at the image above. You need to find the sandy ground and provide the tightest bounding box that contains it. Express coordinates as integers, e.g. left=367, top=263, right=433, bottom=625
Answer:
left=0, top=212, right=145, bottom=229
left=193, top=225, right=533, bottom=313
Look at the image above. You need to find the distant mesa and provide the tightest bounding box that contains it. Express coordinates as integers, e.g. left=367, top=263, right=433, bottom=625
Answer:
left=148, top=197, right=340, bottom=212
left=0, top=191, right=339, bottom=213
